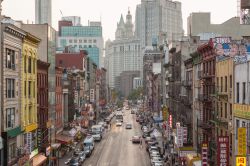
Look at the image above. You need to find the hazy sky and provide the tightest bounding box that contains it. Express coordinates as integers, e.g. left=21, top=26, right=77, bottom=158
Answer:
left=3, top=0, right=237, bottom=41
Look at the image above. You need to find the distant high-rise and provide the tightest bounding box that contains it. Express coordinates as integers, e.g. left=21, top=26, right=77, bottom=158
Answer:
left=35, top=0, right=52, bottom=25
left=135, top=0, right=183, bottom=47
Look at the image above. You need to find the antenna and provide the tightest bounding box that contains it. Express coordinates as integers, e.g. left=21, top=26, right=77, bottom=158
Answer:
left=60, top=10, right=64, bottom=18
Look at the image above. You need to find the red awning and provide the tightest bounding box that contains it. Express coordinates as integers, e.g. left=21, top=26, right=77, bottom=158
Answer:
left=56, top=134, right=74, bottom=144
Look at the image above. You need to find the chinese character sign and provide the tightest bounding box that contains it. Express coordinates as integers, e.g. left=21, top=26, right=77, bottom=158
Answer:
left=169, top=114, right=172, bottom=128
left=238, top=127, right=247, bottom=156
left=217, top=136, right=229, bottom=166
left=236, top=157, right=246, bottom=166
left=182, top=127, right=187, bottom=144
left=176, top=122, right=183, bottom=147
left=202, top=142, right=208, bottom=166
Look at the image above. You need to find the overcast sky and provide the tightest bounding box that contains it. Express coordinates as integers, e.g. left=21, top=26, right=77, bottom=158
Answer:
left=3, top=0, right=237, bottom=41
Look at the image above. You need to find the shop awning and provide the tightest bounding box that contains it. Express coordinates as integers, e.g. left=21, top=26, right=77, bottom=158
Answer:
left=56, top=134, right=74, bottom=144
left=32, top=154, right=47, bottom=166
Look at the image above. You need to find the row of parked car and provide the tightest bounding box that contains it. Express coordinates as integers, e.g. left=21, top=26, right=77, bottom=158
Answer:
left=65, top=113, right=113, bottom=165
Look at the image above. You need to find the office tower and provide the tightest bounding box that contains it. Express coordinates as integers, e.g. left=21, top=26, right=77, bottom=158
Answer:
left=35, top=0, right=52, bottom=25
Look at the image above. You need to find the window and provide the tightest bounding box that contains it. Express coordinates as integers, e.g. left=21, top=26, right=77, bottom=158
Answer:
left=74, top=39, right=77, bottom=43
left=69, top=39, right=72, bottom=43
left=24, top=81, right=26, bottom=97
left=236, top=83, right=239, bottom=103
left=225, top=76, right=227, bottom=92
left=225, top=103, right=227, bottom=118
left=221, top=102, right=223, bottom=117
left=28, top=81, right=31, bottom=98
left=79, top=39, right=82, bottom=43
left=28, top=57, right=32, bottom=73
left=6, top=108, right=15, bottom=128
left=8, top=143, right=16, bottom=160
left=24, top=58, right=26, bottom=73
left=243, top=82, right=246, bottom=104
left=88, top=39, right=92, bottom=43
left=230, top=75, right=232, bottom=88
left=230, top=104, right=232, bottom=117
left=6, top=79, right=15, bottom=98
left=6, top=48, right=15, bottom=70
left=236, top=119, right=239, bottom=140
left=221, top=77, right=223, bottom=92
left=93, top=39, right=96, bottom=43
left=84, top=40, right=87, bottom=43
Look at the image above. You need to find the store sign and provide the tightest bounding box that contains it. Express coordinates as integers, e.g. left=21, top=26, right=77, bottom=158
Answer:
left=169, top=115, right=172, bottom=128
left=165, top=122, right=171, bottom=141
left=234, top=104, right=250, bottom=119
left=182, top=127, right=187, bottom=144
left=29, top=148, right=38, bottom=159
left=162, top=106, right=168, bottom=121
left=236, top=157, right=246, bottom=166
left=202, top=142, right=208, bottom=166
left=26, top=132, right=32, bottom=153
left=176, top=122, right=183, bottom=147
left=90, top=89, right=95, bottom=102
left=238, top=127, right=247, bottom=156
left=217, top=136, right=229, bottom=166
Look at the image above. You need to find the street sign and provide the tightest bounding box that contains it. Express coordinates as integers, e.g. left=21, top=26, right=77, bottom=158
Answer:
left=217, top=136, right=229, bottom=166
left=238, top=127, right=247, bottom=156
left=236, top=157, right=246, bottom=166
left=90, top=89, right=95, bottom=102
left=176, top=122, right=183, bottom=147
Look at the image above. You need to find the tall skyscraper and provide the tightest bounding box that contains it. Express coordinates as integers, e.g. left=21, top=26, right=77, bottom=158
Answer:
left=135, top=0, right=183, bottom=47
left=105, top=10, right=142, bottom=89
left=35, top=0, right=52, bottom=25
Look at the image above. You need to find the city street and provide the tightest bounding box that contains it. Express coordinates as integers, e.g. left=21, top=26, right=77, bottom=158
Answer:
left=84, top=109, right=151, bottom=166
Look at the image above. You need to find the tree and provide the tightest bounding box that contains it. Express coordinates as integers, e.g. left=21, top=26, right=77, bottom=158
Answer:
left=127, top=87, right=143, bottom=101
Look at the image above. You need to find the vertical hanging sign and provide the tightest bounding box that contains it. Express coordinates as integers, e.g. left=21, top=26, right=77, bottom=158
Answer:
left=217, top=136, right=229, bottom=166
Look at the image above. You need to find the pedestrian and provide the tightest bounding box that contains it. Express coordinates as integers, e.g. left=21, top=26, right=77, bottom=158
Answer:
left=110, top=123, right=112, bottom=130
left=140, top=136, right=143, bottom=149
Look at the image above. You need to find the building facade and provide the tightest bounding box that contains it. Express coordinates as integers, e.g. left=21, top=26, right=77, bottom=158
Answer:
left=105, top=11, right=142, bottom=89
left=135, top=0, right=183, bottom=47
left=21, top=32, right=40, bottom=164
left=55, top=67, right=63, bottom=134
left=35, top=0, right=52, bottom=25
left=57, top=19, right=104, bottom=67
left=1, top=24, right=26, bottom=166
left=120, top=71, right=140, bottom=97
left=21, top=23, right=57, bottom=145
left=187, top=12, right=250, bottom=40
left=37, top=60, right=50, bottom=152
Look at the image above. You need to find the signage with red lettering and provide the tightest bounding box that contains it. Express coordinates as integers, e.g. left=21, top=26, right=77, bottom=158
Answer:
left=202, top=142, right=208, bottom=166
left=217, top=136, right=229, bottom=166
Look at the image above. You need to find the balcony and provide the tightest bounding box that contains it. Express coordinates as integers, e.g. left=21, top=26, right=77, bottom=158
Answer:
left=209, top=140, right=217, bottom=151
left=198, top=71, right=203, bottom=79
left=182, top=80, right=192, bottom=88
left=198, top=94, right=210, bottom=102
left=202, top=72, right=215, bottom=79
left=214, top=116, right=228, bottom=128
left=198, top=120, right=214, bottom=130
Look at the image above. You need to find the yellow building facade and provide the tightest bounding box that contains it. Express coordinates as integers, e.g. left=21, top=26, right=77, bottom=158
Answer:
left=21, top=33, right=40, bottom=154
left=215, top=58, right=234, bottom=164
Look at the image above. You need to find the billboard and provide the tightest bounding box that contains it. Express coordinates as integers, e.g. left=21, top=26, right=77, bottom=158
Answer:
left=212, top=37, right=250, bottom=64
left=238, top=127, right=247, bottom=156
left=217, top=136, right=229, bottom=166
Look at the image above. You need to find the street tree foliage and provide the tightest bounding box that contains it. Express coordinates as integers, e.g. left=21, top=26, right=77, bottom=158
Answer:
left=127, top=87, right=143, bottom=101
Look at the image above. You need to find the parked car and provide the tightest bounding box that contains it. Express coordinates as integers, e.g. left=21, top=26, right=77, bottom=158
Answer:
left=151, top=157, right=164, bottom=165
left=73, top=150, right=86, bottom=163
left=65, top=157, right=80, bottom=166
left=125, top=123, right=132, bottom=129
left=132, top=136, right=140, bottom=144
left=83, top=135, right=95, bottom=157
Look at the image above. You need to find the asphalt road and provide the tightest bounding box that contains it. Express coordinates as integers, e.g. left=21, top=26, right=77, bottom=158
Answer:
left=84, top=109, right=151, bottom=166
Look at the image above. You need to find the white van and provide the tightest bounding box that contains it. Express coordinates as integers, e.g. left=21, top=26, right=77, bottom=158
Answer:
left=83, top=135, right=94, bottom=157
left=91, top=125, right=103, bottom=141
